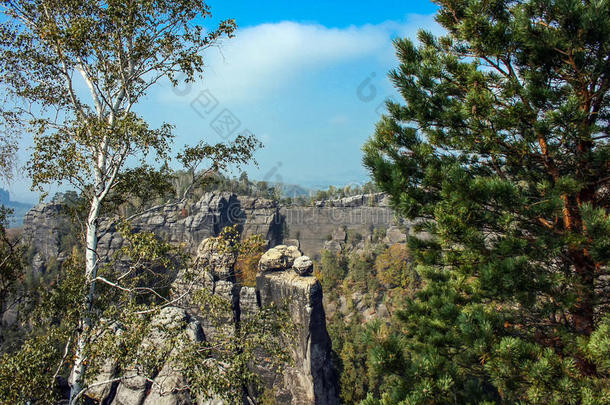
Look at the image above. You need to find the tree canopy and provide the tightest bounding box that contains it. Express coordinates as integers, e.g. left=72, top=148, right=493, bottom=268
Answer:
left=0, top=0, right=264, bottom=403
left=363, top=0, right=610, bottom=403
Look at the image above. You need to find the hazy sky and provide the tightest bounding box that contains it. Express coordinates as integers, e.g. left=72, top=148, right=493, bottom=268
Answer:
left=3, top=0, right=441, bottom=203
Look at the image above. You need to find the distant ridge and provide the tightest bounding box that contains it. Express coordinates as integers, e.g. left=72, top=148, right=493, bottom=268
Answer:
left=0, top=189, right=33, bottom=228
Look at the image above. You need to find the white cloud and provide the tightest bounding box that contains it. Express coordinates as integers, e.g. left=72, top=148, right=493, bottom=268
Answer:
left=158, top=14, right=440, bottom=104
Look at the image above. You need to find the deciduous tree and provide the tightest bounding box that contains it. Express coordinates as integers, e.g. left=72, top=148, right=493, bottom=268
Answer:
left=0, top=0, right=263, bottom=402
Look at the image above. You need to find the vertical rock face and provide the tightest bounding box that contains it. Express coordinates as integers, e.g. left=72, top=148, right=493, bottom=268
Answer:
left=280, top=193, right=397, bottom=257
left=21, top=192, right=283, bottom=273
left=182, top=242, right=339, bottom=404
left=22, top=202, right=67, bottom=257
left=21, top=192, right=400, bottom=273
left=97, top=193, right=252, bottom=257
left=256, top=271, right=338, bottom=405
left=21, top=202, right=75, bottom=276
left=90, top=241, right=339, bottom=405
left=237, top=196, right=283, bottom=246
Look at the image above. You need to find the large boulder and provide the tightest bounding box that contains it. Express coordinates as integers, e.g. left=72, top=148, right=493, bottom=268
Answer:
left=258, top=244, right=302, bottom=273
left=195, top=237, right=237, bottom=280
left=293, top=256, right=313, bottom=276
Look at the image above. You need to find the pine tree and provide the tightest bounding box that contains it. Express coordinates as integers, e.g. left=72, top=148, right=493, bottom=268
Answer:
left=363, top=0, right=610, bottom=403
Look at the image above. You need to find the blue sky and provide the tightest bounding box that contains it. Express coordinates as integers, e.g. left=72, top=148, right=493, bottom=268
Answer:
left=205, top=0, right=438, bottom=28
left=3, top=0, right=441, bottom=203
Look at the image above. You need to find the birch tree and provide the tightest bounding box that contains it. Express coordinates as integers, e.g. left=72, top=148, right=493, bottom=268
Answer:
left=0, top=0, right=259, bottom=402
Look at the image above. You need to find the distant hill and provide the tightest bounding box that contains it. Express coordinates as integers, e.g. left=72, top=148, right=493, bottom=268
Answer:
left=0, top=189, right=33, bottom=228
left=280, top=183, right=311, bottom=198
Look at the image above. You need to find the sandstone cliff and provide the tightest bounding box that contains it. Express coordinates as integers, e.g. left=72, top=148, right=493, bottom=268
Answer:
left=280, top=193, right=397, bottom=256
left=18, top=191, right=406, bottom=404
left=256, top=271, right=337, bottom=404
left=87, top=241, right=338, bottom=404
left=21, top=192, right=400, bottom=275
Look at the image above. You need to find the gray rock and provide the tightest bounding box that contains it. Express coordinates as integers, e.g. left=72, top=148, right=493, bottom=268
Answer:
left=314, top=193, right=388, bottom=208
left=195, top=237, right=236, bottom=280
left=280, top=194, right=399, bottom=257
left=239, top=286, right=258, bottom=320
left=331, top=228, right=346, bottom=242
left=85, top=323, right=122, bottom=403
left=170, top=268, right=214, bottom=321
left=86, top=356, right=118, bottom=403
left=112, top=375, right=149, bottom=405
left=21, top=202, right=72, bottom=274
left=256, top=271, right=339, bottom=404
left=258, top=244, right=302, bottom=273
left=21, top=192, right=285, bottom=279
left=385, top=226, right=406, bottom=244
left=142, top=361, right=192, bottom=405
left=293, top=255, right=313, bottom=276
left=109, top=307, right=204, bottom=405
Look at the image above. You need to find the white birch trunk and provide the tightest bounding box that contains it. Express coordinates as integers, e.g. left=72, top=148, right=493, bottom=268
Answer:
left=68, top=62, right=112, bottom=401
left=68, top=50, right=128, bottom=404
left=69, top=161, right=104, bottom=403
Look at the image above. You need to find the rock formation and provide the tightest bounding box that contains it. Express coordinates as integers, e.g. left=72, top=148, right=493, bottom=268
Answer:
left=293, top=256, right=313, bottom=276
left=87, top=239, right=339, bottom=404
left=15, top=191, right=413, bottom=404
left=87, top=307, right=205, bottom=405
left=21, top=201, right=74, bottom=276
left=280, top=193, right=398, bottom=256
left=18, top=191, right=404, bottom=403
left=255, top=259, right=338, bottom=404
left=21, top=192, right=401, bottom=276
left=258, top=244, right=301, bottom=273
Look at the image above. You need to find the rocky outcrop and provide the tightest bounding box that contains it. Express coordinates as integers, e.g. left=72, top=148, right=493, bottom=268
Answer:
left=293, top=256, right=313, bottom=276
left=206, top=242, right=339, bottom=404
left=238, top=196, right=283, bottom=246
left=21, top=192, right=283, bottom=274
left=258, top=244, right=301, bottom=273
left=19, top=191, right=396, bottom=403
left=281, top=193, right=399, bottom=257
left=21, top=192, right=402, bottom=273
left=256, top=270, right=338, bottom=404
left=21, top=202, right=73, bottom=275
left=195, top=237, right=238, bottom=280
left=96, top=193, right=280, bottom=257
left=89, top=239, right=339, bottom=404
left=87, top=307, right=205, bottom=405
